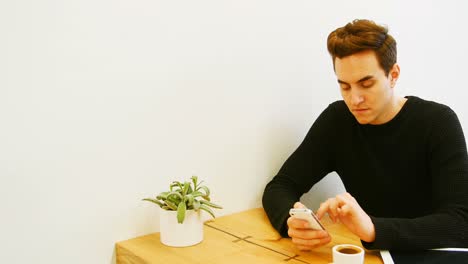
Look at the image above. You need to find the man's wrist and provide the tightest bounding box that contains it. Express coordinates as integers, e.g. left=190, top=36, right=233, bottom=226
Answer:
left=361, top=220, right=376, bottom=242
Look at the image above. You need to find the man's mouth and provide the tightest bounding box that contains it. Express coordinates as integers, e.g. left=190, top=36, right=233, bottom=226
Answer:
left=353, top=108, right=369, bottom=113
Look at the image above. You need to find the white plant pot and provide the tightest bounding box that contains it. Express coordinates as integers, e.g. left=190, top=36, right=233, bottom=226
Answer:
left=159, top=209, right=204, bottom=247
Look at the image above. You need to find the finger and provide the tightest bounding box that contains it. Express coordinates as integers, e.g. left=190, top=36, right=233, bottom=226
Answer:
left=344, top=192, right=355, bottom=201
left=296, top=245, right=312, bottom=251
left=292, top=235, right=332, bottom=249
left=336, top=192, right=355, bottom=205
left=316, top=200, right=330, bottom=219
left=287, top=217, right=309, bottom=229
left=288, top=228, right=330, bottom=240
left=335, top=193, right=359, bottom=214
left=338, top=204, right=353, bottom=217
left=319, top=198, right=338, bottom=222
left=294, top=202, right=306, bottom=209
left=328, top=198, right=341, bottom=222
left=335, top=193, right=350, bottom=204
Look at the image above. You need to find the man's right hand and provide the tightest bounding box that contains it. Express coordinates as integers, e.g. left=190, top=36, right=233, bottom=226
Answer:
left=287, top=202, right=331, bottom=251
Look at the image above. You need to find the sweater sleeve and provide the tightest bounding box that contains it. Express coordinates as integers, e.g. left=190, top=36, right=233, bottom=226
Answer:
left=262, top=104, right=337, bottom=237
left=363, top=107, right=468, bottom=250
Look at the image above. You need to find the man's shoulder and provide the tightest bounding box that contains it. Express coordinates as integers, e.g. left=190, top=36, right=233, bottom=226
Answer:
left=406, top=96, right=454, bottom=116
left=322, top=100, right=353, bottom=120
left=405, top=96, right=460, bottom=130
left=327, top=100, right=348, bottom=112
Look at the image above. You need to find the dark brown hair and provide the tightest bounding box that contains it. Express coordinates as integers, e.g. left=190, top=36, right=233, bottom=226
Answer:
left=327, top=19, right=397, bottom=75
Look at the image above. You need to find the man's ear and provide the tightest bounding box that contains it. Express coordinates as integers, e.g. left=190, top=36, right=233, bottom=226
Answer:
left=390, top=63, right=400, bottom=87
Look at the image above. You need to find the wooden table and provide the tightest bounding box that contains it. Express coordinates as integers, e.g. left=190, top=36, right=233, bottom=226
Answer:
left=116, top=208, right=383, bottom=264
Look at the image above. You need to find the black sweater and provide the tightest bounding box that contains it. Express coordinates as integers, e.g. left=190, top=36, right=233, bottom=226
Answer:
left=262, top=96, right=468, bottom=250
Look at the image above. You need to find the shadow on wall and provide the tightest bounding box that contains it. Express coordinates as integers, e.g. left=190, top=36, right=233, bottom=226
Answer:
left=300, top=172, right=346, bottom=211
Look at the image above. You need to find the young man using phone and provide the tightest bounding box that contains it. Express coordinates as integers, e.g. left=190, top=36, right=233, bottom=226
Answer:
left=262, top=19, right=468, bottom=251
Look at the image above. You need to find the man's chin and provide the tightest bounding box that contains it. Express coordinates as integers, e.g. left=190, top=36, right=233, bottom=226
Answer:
left=354, top=116, right=371, bottom=124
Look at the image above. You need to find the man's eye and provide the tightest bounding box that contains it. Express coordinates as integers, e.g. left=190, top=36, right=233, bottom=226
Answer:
left=361, top=80, right=374, bottom=88
left=340, top=84, right=351, bottom=91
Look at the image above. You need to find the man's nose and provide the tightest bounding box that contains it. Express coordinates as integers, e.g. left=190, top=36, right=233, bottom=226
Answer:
left=351, top=90, right=364, bottom=105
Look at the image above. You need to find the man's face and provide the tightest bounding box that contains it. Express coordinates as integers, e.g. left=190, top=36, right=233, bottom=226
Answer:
left=334, top=50, right=398, bottom=125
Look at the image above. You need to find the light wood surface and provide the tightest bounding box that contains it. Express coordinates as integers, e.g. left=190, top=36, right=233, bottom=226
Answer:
left=116, top=208, right=383, bottom=264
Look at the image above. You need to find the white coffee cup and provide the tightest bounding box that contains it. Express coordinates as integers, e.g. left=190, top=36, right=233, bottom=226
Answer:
left=332, top=244, right=364, bottom=264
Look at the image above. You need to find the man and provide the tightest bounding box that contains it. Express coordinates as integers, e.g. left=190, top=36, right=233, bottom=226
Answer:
left=262, top=19, right=468, bottom=251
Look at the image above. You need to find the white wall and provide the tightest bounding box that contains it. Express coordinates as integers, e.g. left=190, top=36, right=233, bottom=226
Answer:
left=1, top=1, right=467, bottom=263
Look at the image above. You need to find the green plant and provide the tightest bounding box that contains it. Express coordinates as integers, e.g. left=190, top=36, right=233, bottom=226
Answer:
left=142, top=176, right=222, bottom=224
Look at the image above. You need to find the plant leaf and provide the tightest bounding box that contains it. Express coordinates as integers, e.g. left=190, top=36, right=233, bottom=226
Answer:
left=156, top=191, right=169, bottom=200
left=182, top=181, right=190, bottom=195
left=185, top=194, right=194, bottom=207
left=187, top=184, right=193, bottom=194
left=164, top=199, right=178, bottom=210
left=170, top=181, right=182, bottom=192
left=142, top=198, right=165, bottom=208
left=190, top=191, right=204, bottom=198
left=177, top=201, right=186, bottom=224
left=200, top=204, right=216, bottom=219
left=195, top=180, right=205, bottom=191
left=193, top=199, right=201, bottom=210
left=167, top=191, right=183, bottom=201
left=200, top=199, right=223, bottom=209
left=167, top=196, right=180, bottom=205
left=198, top=185, right=210, bottom=197
left=191, top=175, right=198, bottom=190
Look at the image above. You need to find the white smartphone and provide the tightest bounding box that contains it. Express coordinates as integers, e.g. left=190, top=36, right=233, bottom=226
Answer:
left=289, top=208, right=325, bottom=230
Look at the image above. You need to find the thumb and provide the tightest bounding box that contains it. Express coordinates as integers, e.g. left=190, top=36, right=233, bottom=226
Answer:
left=294, top=202, right=306, bottom=209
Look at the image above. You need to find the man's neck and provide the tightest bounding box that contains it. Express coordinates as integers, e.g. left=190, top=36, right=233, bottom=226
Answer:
left=388, top=96, right=407, bottom=122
